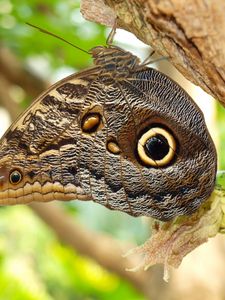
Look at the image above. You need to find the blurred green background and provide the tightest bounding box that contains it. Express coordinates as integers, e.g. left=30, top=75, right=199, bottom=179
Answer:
left=0, top=0, right=224, bottom=299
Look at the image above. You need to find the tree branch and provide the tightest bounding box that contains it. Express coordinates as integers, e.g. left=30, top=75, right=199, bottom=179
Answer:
left=0, top=47, right=47, bottom=98
left=81, top=0, right=225, bottom=106
left=29, top=202, right=158, bottom=297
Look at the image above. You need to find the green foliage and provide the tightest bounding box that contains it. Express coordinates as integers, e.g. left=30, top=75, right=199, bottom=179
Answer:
left=216, top=171, right=225, bottom=192
left=0, top=0, right=106, bottom=69
left=217, top=104, right=225, bottom=169
left=0, top=206, right=146, bottom=300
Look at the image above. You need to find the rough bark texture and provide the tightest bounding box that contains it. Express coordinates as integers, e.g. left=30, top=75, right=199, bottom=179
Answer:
left=81, top=0, right=225, bottom=106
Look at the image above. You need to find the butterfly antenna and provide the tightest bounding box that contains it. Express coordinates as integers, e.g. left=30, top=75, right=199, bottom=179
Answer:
left=26, top=22, right=90, bottom=54
left=142, top=50, right=169, bottom=66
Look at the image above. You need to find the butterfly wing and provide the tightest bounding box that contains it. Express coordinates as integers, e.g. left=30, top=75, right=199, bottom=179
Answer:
left=0, top=59, right=217, bottom=221
left=0, top=68, right=99, bottom=204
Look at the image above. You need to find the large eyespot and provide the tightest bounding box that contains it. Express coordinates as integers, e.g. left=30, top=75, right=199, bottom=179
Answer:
left=137, top=127, right=176, bottom=167
left=9, top=169, right=23, bottom=185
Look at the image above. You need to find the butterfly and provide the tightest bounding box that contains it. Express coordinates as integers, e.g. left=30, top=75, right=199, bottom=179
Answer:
left=0, top=24, right=217, bottom=221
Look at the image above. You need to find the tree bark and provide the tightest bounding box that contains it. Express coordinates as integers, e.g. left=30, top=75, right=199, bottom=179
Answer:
left=81, top=0, right=225, bottom=106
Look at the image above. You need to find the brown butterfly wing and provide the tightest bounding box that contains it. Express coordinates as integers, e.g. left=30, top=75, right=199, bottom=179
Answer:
left=0, top=46, right=217, bottom=221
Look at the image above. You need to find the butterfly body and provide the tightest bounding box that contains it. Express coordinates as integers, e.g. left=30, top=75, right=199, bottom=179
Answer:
left=0, top=44, right=217, bottom=221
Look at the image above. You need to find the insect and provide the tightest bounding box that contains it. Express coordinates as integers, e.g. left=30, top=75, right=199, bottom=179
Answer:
left=0, top=24, right=217, bottom=221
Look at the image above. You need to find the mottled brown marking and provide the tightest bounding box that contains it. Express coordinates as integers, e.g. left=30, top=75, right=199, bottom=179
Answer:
left=56, top=83, right=88, bottom=99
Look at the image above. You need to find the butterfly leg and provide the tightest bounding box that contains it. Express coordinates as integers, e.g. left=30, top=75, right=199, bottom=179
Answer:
left=106, top=18, right=118, bottom=45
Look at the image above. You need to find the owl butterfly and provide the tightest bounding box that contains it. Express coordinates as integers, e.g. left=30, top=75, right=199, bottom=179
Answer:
left=0, top=25, right=217, bottom=221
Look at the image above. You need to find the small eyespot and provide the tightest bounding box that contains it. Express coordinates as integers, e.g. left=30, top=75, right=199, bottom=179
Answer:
left=9, top=169, right=23, bottom=185
left=81, top=113, right=102, bottom=133
left=137, top=127, right=176, bottom=167
left=107, top=140, right=121, bottom=155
